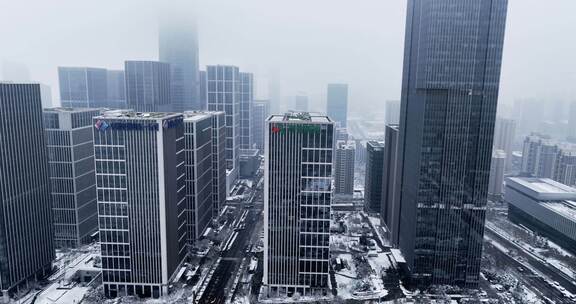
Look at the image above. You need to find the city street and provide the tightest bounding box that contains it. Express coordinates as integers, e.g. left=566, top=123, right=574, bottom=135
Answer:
left=484, top=233, right=575, bottom=303
left=198, top=177, right=264, bottom=304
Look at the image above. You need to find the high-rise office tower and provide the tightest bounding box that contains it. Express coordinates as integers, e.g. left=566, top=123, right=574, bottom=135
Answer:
left=521, top=134, right=559, bottom=178
left=59, top=67, right=127, bottom=109
left=568, top=102, right=576, bottom=142
left=554, top=150, right=576, bottom=187
left=207, top=65, right=241, bottom=185
left=199, top=70, right=207, bottom=109
left=252, top=99, right=270, bottom=154
left=44, top=108, right=100, bottom=248
left=94, top=111, right=186, bottom=298
left=39, top=84, right=53, bottom=108
left=385, top=100, right=400, bottom=125
left=493, top=117, right=516, bottom=172
left=382, top=125, right=399, bottom=245
left=334, top=141, right=355, bottom=195
left=264, top=112, right=334, bottom=297
left=183, top=112, right=213, bottom=243
left=159, top=11, right=200, bottom=111
left=124, top=61, right=171, bottom=113
left=395, top=0, right=508, bottom=287
left=489, top=150, right=506, bottom=198
left=355, top=141, right=367, bottom=164
left=268, top=69, right=281, bottom=115
left=208, top=111, right=227, bottom=215
left=294, top=95, right=309, bottom=112
left=0, top=83, right=54, bottom=295
left=240, top=72, right=254, bottom=149
left=106, top=70, right=126, bottom=109
left=364, top=141, right=384, bottom=213
left=335, top=127, right=349, bottom=141
left=59, top=67, right=108, bottom=108
left=1, top=61, right=30, bottom=82
left=326, top=83, right=348, bottom=128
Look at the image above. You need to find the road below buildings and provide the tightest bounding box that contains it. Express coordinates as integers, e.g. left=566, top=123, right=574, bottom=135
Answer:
left=198, top=186, right=263, bottom=304
left=484, top=228, right=575, bottom=303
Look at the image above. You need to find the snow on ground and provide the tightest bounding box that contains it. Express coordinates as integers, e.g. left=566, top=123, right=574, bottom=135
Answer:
left=35, top=284, right=90, bottom=304
left=547, top=240, right=575, bottom=259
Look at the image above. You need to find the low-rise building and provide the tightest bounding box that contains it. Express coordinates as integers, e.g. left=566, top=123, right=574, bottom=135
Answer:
left=505, top=177, right=576, bottom=255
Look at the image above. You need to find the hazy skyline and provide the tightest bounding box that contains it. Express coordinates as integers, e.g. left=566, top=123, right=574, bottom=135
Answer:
left=1, top=0, right=575, bottom=114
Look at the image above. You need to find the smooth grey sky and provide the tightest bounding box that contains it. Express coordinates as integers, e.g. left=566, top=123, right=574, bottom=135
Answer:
left=1, top=0, right=575, bottom=114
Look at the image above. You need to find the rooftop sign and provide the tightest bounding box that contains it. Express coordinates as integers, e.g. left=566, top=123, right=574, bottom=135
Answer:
left=271, top=124, right=322, bottom=134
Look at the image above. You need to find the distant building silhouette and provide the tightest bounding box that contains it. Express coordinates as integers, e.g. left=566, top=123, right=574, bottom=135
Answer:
left=159, top=12, right=200, bottom=111
left=252, top=100, right=270, bottom=154
left=124, top=61, right=171, bottom=112
left=240, top=72, right=254, bottom=149
left=59, top=67, right=126, bottom=109
left=326, top=84, right=348, bottom=127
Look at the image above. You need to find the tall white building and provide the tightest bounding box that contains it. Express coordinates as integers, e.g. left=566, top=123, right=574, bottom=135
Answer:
left=334, top=140, right=355, bottom=195
left=489, top=150, right=506, bottom=197
left=264, top=112, right=334, bottom=297
left=521, top=134, right=559, bottom=178
left=493, top=117, right=516, bottom=172
left=252, top=100, right=270, bottom=154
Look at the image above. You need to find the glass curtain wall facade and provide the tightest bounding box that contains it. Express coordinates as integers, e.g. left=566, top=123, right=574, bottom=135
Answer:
left=326, top=84, right=348, bottom=128
left=0, top=83, right=54, bottom=295
left=44, top=108, right=100, bottom=248
left=184, top=113, right=213, bottom=243
left=396, top=0, right=508, bottom=287
left=240, top=72, right=254, bottom=149
left=159, top=13, right=200, bottom=111
left=124, top=61, right=171, bottom=113
left=207, top=65, right=241, bottom=176
left=252, top=100, right=270, bottom=154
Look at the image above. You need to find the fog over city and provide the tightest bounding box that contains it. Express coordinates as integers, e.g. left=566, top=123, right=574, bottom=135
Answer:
left=4, top=0, right=576, bottom=303
left=1, top=0, right=575, bottom=115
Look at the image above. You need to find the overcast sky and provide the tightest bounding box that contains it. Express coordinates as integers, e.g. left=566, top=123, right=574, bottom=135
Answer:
left=1, top=0, right=575, bottom=114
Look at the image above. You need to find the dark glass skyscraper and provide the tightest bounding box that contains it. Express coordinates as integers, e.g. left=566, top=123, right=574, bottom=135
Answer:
left=159, top=12, right=200, bottom=111
left=365, top=141, right=384, bottom=213
left=0, top=83, right=54, bottom=295
left=396, top=0, right=508, bottom=287
left=326, top=84, right=348, bottom=128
